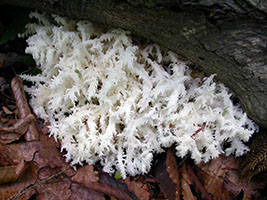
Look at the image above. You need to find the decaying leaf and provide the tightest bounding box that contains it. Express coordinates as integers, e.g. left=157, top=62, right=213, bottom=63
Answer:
left=99, top=171, right=138, bottom=199
left=155, top=153, right=178, bottom=200
left=0, top=114, right=35, bottom=143
left=0, top=165, right=20, bottom=184
left=125, top=177, right=151, bottom=200
left=70, top=183, right=105, bottom=200
left=1, top=141, right=40, bottom=165
left=35, top=135, right=69, bottom=170
left=73, top=166, right=133, bottom=200
left=225, top=169, right=264, bottom=200
left=0, top=161, right=37, bottom=200
left=71, top=165, right=99, bottom=184
left=36, top=167, right=72, bottom=200
left=11, top=76, right=39, bottom=141
left=187, top=165, right=212, bottom=200
left=195, top=155, right=239, bottom=200
left=0, top=160, right=31, bottom=184
left=166, top=148, right=180, bottom=200
left=180, top=163, right=197, bottom=200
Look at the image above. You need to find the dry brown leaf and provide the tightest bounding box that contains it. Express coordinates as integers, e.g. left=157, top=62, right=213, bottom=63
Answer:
left=2, top=133, right=74, bottom=176
left=70, top=183, right=105, bottom=200
left=155, top=153, right=179, bottom=200
left=0, top=160, right=30, bottom=184
left=0, top=132, right=22, bottom=144
left=36, top=167, right=72, bottom=200
left=0, top=161, right=37, bottom=200
left=71, top=165, right=99, bottom=184
left=11, top=76, right=39, bottom=141
left=73, top=168, right=133, bottom=200
left=224, top=169, right=264, bottom=200
left=125, top=177, right=151, bottom=200
left=99, top=171, right=137, bottom=199
left=0, top=165, right=19, bottom=184
left=1, top=141, right=40, bottom=164
left=36, top=135, right=73, bottom=173
left=195, top=155, right=238, bottom=200
left=187, top=165, right=212, bottom=200
left=180, top=163, right=197, bottom=200
left=0, top=114, right=35, bottom=143
left=166, top=148, right=180, bottom=200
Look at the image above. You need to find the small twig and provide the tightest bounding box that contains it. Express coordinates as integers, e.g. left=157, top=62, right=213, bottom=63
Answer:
left=8, top=167, right=71, bottom=200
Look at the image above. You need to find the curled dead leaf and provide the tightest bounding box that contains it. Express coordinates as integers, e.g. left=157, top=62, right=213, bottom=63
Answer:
left=11, top=76, right=39, bottom=141
left=0, top=114, right=35, bottom=144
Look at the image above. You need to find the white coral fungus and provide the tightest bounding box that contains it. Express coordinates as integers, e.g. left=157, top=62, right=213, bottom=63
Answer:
left=21, top=13, right=258, bottom=178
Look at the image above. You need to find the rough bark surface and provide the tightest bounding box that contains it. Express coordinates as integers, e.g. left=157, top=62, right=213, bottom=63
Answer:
left=1, top=0, right=267, bottom=127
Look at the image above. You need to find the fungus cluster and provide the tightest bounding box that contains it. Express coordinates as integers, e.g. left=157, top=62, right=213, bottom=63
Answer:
left=21, top=12, right=258, bottom=178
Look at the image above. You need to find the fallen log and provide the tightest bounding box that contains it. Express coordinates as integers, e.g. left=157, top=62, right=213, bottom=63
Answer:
left=1, top=0, right=266, bottom=127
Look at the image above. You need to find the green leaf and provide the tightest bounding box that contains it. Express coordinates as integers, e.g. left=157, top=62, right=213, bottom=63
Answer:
left=0, top=9, right=30, bottom=45
left=74, top=69, right=82, bottom=78
left=114, top=171, right=122, bottom=179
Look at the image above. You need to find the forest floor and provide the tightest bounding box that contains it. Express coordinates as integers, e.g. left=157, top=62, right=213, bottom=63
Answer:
left=0, top=5, right=266, bottom=200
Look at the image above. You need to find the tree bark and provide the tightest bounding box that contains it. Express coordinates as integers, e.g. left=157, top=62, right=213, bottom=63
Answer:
left=1, top=0, right=267, bottom=127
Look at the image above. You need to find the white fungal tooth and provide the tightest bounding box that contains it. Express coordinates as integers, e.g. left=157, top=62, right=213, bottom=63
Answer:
left=20, top=12, right=258, bottom=179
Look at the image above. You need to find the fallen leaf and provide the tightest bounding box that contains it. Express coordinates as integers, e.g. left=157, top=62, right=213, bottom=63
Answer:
left=195, top=155, right=238, bottom=200
left=224, top=169, right=264, bottom=200
left=0, top=165, right=19, bottom=184
left=35, top=135, right=72, bottom=171
left=36, top=167, right=72, bottom=200
left=0, top=160, right=31, bottom=184
left=166, top=148, right=180, bottom=200
left=180, top=163, right=197, bottom=200
left=71, top=165, right=99, bottom=184
left=70, top=183, right=105, bottom=200
left=74, top=167, right=133, bottom=200
left=187, top=165, right=212, bottom=200
left=125, top=177, right=151, bottom=200
left=11, top=76, right=39, bottom=141
left=0, top=161, right=37, bottom=200
left=0, top=114, right=35, bottom=144
left=99, top=171, right=137, bottom=199
left=1, top=141, right=40, bottom=164
left=155, top=153, right=178, bottom=200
